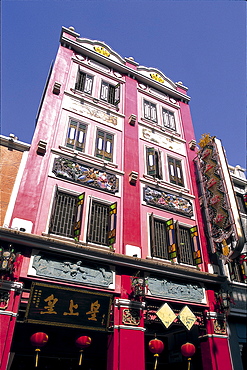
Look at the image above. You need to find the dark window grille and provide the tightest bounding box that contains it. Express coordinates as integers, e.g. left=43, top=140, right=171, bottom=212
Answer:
left=150, top=217, right=169, bottom=259
left=100, top=82, right=120, bottom=105
left=87, top=201, right=109, bottom=246
left=49, top=191, right=77, bottom=237
left=144, top=100, right=157, bottom=122
left=75, top=71, right=93, bottom=94
left=146, top=147, right=162, bottom=179
left=162, top=109, right=176, bottom=131
left=177, top=226, right=194, bottom=265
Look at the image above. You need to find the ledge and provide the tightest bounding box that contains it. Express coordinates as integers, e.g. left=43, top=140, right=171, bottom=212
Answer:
left=0, top=227, right=226, bottom=286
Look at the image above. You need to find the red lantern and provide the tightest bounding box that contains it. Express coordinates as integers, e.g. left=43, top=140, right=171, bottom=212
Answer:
left=75, top=336, right=92, bottom=366
left=148, top=338, right=164, bottom=370
left=30, top=332, right=48, bottom=367
left=181, top=342, right=196, bottom=370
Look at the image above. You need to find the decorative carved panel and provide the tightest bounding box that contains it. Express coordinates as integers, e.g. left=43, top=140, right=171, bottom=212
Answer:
left=52, top=156, right=119, bottom=193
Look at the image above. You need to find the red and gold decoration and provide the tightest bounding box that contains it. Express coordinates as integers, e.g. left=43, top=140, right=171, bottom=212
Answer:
left=198, top=134, right=233, bottom=255
left=0, top=244, right=16, bottom=274
left=148, top=337, right=164, bottom=370
left=30, top=332, right=48, bottom=367
left=131, top=276, right=148, bottom=301
left=75, top=335, right=92, bottom=366
left=181, top=342, right=196, bottom=370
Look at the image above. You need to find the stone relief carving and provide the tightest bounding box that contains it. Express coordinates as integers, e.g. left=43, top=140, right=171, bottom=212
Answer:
left=32, top=253, right=113, bottom=288
left=68, top=97, right=118, bottom=126
left=148, top=277, right=204, bottom=303
left=144, top=187, right=193, bottom=217
left=142, top=128, right=185, bottom=155
left=52, top=156, right=119, bottom=193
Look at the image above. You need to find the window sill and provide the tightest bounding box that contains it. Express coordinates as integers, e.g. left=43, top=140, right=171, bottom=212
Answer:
left=52, top=146, right=125, bottom=175
left=140, top=175, right=193, bottom=197
left=146, top=256, right=197, bottom=269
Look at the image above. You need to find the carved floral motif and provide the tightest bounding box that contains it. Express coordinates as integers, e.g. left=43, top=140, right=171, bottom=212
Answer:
left=144, top=187, right=193, bottom=217
left=52, top=156, right=119, bottom=193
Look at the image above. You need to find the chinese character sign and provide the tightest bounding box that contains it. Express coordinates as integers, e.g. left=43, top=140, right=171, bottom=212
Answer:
left=25, top=283, right=112, bottom=331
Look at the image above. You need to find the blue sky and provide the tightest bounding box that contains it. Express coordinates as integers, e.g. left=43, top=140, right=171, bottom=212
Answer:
left=2, top=0, right=246, bottom=169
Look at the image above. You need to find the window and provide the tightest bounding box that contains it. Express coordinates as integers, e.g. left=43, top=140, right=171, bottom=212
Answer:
left=87, top=200, right=117, bottom=246
left=162, top=109, right=176, bottom=131
left=228, top=253, right=247, bottom=283
left=49, top=188, right=85, bottom=239
left=66, top=120, right=87, bottom=152
left=149, top=215, right=202, bottom=266
left=95, top=129, right=114, bottom=162
left=168, top=157, right=184, bottom=187
left=75, top=70, right=93, bottom=94
left=144, top=100, right=157, bottom=122
left=150, top=215, right=169, bottom=259
left=100, top=81, right=120, bottom=105
left=146, top=147, right=162, bottom=179
left=236, top=193, right=247, bottom=214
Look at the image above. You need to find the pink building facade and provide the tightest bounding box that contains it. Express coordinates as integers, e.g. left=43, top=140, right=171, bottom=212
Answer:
left=0, top=26, right=237, bottom=370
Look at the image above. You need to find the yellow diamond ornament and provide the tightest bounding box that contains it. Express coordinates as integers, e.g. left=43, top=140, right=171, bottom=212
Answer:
left=179, top=305, right=196, bottom=330
left=156, top=303, right=176, bottom=329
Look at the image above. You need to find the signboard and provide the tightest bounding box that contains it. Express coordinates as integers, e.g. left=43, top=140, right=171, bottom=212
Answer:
left=25, top=282, right=112, bottom=331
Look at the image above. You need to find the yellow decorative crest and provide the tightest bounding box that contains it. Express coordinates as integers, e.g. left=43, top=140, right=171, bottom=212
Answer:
left=94, top=46, right=110, bottom=57
left=198, top=134, right=215, bottom=148
left=150, top=73, right=164, bottom=83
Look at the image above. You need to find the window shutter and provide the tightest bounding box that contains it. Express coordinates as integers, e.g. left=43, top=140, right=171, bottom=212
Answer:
left=104, top=133, right=113, bottom=161
left=114, top=83, right=120, bottom=105
left=108, top=202, right=117, bottom=246
left=75, top=123, right=87, bottom=152
left=150, top=213, right=155, bottom=255
left=67, top=120, right=77, bottom=148
left=166, top=218, right=177, bottom=260
left=75, top=70, right=86, bottom=91
left=84, top=74, right=93, bottom=94
left=146, top=147, right=157, bottom=177
left=189, top=225, right=202, bottom=265
left=163, top=109, right=169, bottom=127
left=157, top=149, right=162, bottom=179
left=150, top=103, right=157, bottom=122
left=170, top=113, right=176, bottom=130
left=100, top=82, right=109, bottom=101
left=48, top=185, right=59, bottom=233
left=144, top=100, right=151, bottom=119
left=73, top=192, right=85, bottom=241
left=175, top=159, right=184, bottom=187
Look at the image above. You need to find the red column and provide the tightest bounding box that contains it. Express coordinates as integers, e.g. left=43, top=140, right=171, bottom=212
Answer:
left=0, top=283, right=22, bottom=370
left=200, top=290, right=233, bottom=370
left=107, top=276, right=145, bottom=370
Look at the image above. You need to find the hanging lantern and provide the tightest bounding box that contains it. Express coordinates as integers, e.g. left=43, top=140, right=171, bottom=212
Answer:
left=181, top=342, right=196, bottom=370
left=75, top=336, right=92, bottom=366
left=148, top=338, right=164, bottom=370
left=30, top=332, right=48, bottom=367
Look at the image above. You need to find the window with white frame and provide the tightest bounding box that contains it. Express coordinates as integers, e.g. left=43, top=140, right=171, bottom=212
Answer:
left=66, top=120, right=87, bottom=152
left=75, top=69, right=94, bottom=94
left=95, top=129, right=114, bottom=162
left=168, top=156, right=184, bottom=187
left=100, top=81, right=120, bottom=105
left=162, top=108, right=176, bottom=131
left=146, top=147, right=162, bottom=179
left=149, top=215, right=202, bottom=266
left=143, top=100, right=157, bottom=122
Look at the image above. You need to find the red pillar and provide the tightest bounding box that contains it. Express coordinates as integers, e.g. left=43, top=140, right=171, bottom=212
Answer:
left=200, top=290, right=233, bottom=370
left=0, top=282, right=22, bottom=370
left=107, top=276, right=145, bottom=370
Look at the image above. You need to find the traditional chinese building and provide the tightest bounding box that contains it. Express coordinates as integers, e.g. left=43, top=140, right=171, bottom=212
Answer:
left=0, top=26, right=239, bottom=370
